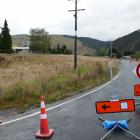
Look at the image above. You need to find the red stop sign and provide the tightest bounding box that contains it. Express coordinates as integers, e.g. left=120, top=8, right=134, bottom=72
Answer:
left=136, top=63, right=140, bottom=79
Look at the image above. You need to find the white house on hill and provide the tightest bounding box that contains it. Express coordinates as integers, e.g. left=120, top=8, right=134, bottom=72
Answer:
left=12, top=41, right=30, bottom=54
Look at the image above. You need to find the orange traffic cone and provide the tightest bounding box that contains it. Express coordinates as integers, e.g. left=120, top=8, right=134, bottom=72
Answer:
left=35, top=96, right=54, bottom=138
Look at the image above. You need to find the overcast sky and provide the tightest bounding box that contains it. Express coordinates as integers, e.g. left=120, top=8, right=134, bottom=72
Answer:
left=0, top=0, right=140, bottom=41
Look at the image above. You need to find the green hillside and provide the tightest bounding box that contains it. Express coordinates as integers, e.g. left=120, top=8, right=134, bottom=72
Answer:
left=113, top=30, right=140, bottom=56
left=63, top=35, right=109, bottom=49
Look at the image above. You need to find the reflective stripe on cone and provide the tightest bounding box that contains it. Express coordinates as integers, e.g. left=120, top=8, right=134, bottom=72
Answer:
left=40, top=114, right=47, bottom=119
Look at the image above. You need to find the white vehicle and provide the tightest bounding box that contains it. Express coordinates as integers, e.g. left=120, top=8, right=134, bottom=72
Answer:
left=121, top=56, right=131, bottom=60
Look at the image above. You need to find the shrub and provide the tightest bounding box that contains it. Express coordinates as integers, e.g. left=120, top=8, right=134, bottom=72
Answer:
left=132, top=51, right=140, bottom=60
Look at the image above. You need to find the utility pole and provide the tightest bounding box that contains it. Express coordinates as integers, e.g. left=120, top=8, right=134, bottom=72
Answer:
left=74, top=0, right=78, bottom=70
left=110, top=41, right=113, bottom=58
left=68, top=0, right=85, bottom=69
left=109, top=41, right=113, bottom=81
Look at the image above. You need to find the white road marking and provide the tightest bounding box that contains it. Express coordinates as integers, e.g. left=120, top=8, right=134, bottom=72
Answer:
left=0, top=72, right=121, bottom=126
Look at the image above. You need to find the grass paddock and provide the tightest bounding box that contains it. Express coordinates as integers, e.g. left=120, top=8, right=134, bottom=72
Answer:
left=0, top=54, right=119, bottom=112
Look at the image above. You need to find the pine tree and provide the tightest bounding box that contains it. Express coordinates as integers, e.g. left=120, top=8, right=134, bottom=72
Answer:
left=56, top=43, right=61, bottom=54
left=61, top=44, right=66, bottom=54
left=0, top=20, right=12, bottom=53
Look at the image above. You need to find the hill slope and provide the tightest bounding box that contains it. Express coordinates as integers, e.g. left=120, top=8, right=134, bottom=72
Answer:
left=12, top=34, right=30, bottom=47
left=113, top=30, right=140, bottom=55
left=50, top=35, right=95, bottom=55
left=12, top=34, right=95, bottom=55
left=63, top=35, right=108, bottom=49
left=11, top=29, right=140, bottom=57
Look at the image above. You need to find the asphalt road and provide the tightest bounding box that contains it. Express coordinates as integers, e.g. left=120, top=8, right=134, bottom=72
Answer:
left=0, top=60, right=140, bottom=140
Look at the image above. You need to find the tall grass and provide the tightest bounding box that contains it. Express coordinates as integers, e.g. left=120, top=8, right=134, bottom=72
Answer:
left=0, top=54, right=119, bottom=112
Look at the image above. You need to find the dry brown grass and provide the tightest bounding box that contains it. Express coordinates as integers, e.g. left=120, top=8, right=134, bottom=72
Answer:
left=0, top=54, right=119, bottom=111
left=0, top=54, right=117, bottom=89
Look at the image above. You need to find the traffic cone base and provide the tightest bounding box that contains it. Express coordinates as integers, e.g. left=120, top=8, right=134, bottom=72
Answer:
left=35, top=128, right=54, bottom=138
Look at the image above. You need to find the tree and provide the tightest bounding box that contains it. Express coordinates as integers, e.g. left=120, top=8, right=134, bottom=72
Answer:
left=61, top=44, right=66, bottom=54
left=61, top=44, right=72, bottom=54
left=0, top=20, right=12, bottom=53
left=56, top=43, right=61, bottom=54
left=96, top=48, right=107, bottom=56
left=107, top=47, right=122, bottom=58
left=50, top=43, right=72, bottom=54
left=123, top=50, right=134, bottom=56
left=132, top=51, right=140, bottom=60
left=30, top=28, right=51, bottom=53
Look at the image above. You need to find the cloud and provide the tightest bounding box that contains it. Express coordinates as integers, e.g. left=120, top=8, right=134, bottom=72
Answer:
left=0, top=0, right=140, bottom=40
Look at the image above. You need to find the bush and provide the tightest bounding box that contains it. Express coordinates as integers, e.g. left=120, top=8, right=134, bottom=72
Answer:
left=132, top=51, right=140, bottom=60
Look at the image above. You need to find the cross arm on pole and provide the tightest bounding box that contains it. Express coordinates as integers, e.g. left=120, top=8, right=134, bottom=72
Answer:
left=68, top=9, right=85, bottom=12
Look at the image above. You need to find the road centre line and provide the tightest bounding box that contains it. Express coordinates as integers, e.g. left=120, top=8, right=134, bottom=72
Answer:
left=0, top=71, right=121, bottom=126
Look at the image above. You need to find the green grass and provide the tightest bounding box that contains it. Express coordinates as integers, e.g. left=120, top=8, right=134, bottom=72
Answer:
left=0, top=62, right=119, bottom=112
